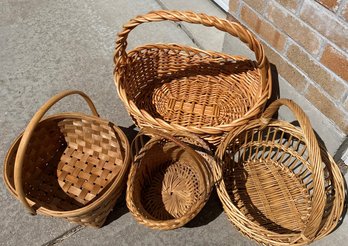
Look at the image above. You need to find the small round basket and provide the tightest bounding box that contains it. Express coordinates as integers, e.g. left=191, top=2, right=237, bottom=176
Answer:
left=214, top=99, right=345, bottom=245
left=114, top=10, right=272, bottom=146
left=126, top=127, right=215, bottom=230
left=3, top=90, right=131, bottom=227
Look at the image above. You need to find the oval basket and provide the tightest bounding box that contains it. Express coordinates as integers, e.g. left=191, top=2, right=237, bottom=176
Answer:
left=114, top=10, right=272, bottom=146
left=214, top=99, right=345, bottom=245
left=126, top=127, right=215, bottom=230
left=3, top=90, right=131, bottom=227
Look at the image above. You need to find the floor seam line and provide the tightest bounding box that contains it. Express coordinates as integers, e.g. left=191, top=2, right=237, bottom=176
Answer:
left=41, top=225, right=85, bottom=246
left=154, top=0, right=205, bottom=50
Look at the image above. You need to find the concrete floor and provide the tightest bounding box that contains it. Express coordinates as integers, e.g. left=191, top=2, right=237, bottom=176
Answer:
left=0, top=0, right=347, bottom=245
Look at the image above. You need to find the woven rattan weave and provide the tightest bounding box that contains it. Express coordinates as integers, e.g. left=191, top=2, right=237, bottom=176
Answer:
left=214, top=99, right=345, bottom=245
left=126, top=127, right=215, bottom=230
left=3, top=91, right=130, bottom=227
left=114, top=10, right=272, bottom=146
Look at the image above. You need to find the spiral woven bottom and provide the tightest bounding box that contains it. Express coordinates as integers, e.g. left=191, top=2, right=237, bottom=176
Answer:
left=141, top=160, right=201, bottom=220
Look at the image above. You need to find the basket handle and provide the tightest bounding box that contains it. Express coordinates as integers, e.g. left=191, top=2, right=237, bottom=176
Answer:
left=114, top=10, right=270, bottom=93
left=131, top=127, right=211, bottom=195
left=260, top=99, right=325, bottom=238
left=13, top=90, right=99, bottom=215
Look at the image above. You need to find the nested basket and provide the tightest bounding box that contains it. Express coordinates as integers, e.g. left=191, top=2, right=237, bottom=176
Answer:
left=214, top=99, right=345, bottom=245
left=126, top=127, right=215, bottom=230
left=114, top=10, right=272, bottom=146
left=3, top=90, right=131, bottom=227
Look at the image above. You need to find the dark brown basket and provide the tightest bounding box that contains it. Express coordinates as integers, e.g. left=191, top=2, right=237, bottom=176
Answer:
left=214, top=99, right=345, bottom=245
left=3, top=90, right=131, bottom=227
left=114, top=10, right=272, bottom=146
left=126, top=127, right=215, bottom=230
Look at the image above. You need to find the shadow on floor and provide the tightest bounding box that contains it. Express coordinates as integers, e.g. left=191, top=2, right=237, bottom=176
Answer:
left=119, top=124, right=139, bottom=143
left=266, top=63, right=280, bottom=109
left=103, top=190, right=129, bottom=226
left=185, top=189, right=223, bottom=228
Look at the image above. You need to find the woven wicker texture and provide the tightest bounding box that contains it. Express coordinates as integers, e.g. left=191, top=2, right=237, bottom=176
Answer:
left=3, top=91, right=131, bottom=227
left=214, top=99, right=345, bottom=245
left=114, top=10, right=272, bottom=146
left=126, top=127, right=215, bottom=230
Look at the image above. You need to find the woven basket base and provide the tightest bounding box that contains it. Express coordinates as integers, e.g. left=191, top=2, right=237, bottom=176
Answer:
left=126, top=45, right=261, bottom=128
left=223, top=159, right=311, bottom=234
left=141, top=160, right=200, bottom=220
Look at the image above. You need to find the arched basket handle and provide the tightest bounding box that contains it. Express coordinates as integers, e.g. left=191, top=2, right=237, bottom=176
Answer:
left=14, top=90, right=99, bottom=215
left=114, top=10, right=269, bottom=93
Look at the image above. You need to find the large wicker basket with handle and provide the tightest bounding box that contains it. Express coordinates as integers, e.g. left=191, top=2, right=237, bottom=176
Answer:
left=214, top=99, right=345, bottom=245
left=114, top=10, right=272, bottom=146
left=127, top=127, right=215, bottom=230
left=3, top=90, right=131, bottom=227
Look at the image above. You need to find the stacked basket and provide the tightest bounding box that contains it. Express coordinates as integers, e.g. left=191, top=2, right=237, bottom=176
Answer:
left=113, top=9, right=274, bottom=229
left=3, top=9, right=345, bottom=245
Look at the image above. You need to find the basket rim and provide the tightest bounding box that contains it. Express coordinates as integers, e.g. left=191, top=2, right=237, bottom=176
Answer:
left=113, top=43, right=272, bottom=135
left=3, top=112, right=131, bottom=218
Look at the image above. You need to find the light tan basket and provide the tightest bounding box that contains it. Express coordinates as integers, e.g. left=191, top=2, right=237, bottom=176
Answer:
left=114, top=10, right=272, bottom=146
left=3, top=90, right=131, bottom=227
left=214, top=99, right=345, bottom=245
left=126, top=127, right=215, bottom=230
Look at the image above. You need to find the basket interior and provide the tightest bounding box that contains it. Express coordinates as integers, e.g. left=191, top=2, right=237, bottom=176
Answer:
left=6, top=117, right=127, bottom=212
left=132, top=141, right=205, bottom=221
left=222, top=125, right=322, bottom=234
left=123, top=44, right=261, bottom=127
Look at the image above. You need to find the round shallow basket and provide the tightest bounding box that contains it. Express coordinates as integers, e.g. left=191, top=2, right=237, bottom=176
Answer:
left=126, top=127, right=215, bottom=230
left=214, top=99, right=345, bottom=245
left=114, top=10, right=272, bottom=146
left=3, top=90, right=131, bottom=228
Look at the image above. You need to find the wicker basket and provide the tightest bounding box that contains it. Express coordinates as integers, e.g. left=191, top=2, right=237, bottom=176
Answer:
left=126, top=127, right=215, bottom=230
left=214, top=99, right=345, bottom=245
left=3, top=90, right=131, bottom=227
left=114, top=10, right=272, bottom=146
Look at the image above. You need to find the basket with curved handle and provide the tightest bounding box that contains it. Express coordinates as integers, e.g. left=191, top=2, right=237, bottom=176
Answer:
left=127, top=127, right=214, bottom=229
left=114, top=10, right=270, bottom=94
left=13, top=90, right=100, bottom=215
left=216, top=98, right=326, bottom=241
